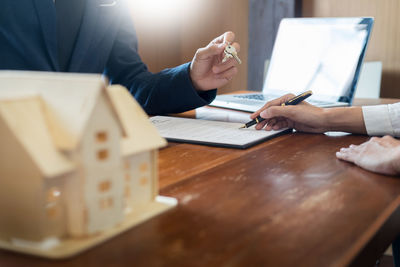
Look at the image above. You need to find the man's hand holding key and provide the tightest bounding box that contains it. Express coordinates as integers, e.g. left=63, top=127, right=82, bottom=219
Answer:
left=190, top=31, right=241, bottom=92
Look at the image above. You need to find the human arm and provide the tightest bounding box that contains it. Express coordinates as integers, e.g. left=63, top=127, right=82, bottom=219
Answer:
left=336, top=103, right=400, bottom=176
left=251, top=93, right=366, bottom=134
left=362, top=103, right=400, bottom=136
left=252, top=94, right=400, bottom=175
left=104, top=3, right=239, bottom=115
left=336, top=135, right=400, bottom=176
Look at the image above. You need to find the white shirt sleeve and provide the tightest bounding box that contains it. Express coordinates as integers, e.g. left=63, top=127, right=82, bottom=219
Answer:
left=362, top=102, right=400, bottom=137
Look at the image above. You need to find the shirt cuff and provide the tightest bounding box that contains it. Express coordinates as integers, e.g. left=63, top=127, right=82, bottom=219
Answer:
left=388, top=103, right=400, bottom=137
left=362, top=105, right=395, bottom=136
left=184, top=62, right=217, bottom=104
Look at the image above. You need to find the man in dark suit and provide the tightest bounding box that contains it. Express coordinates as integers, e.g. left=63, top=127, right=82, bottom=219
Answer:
left=0, top=0, right=240, bottom=115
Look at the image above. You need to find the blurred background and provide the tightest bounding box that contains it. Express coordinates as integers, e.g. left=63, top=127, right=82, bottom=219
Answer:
left=129, top=0, right=400, bottom=98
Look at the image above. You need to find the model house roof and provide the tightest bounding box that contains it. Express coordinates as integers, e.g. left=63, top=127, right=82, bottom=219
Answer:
left=0, top=71, right=166, bottom=177
left=106, top=85, right=167, bottom=156
left=0, top=71, right=105, bottom=150
left=0, top=96, right=75, bottom=178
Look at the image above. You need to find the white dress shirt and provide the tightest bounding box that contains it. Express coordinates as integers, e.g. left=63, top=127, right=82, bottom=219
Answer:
left=362, top=102, right=400, bottom=137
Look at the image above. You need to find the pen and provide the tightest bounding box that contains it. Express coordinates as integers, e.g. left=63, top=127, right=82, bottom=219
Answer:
left=239, top=90, right=313, bottom=129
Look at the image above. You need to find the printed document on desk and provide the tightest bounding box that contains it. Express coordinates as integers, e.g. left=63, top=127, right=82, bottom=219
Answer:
left=150, top=116, right=291, bottom=149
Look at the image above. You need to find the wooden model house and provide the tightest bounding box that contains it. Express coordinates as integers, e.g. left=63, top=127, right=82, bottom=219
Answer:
left=0, top=71, right=176, bottom=258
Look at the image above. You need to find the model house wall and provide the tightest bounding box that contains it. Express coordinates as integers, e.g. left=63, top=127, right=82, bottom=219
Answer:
left=0, top=72, right=172, bottom=258
left=0, top=97, right=75, bottom=242
left=80, top=94, right=124, bottom=234
left=124, top=151, right=154, bottom=210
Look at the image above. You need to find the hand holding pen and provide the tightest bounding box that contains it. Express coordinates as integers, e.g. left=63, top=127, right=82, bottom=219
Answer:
left=240, top=90, right=313, bottom=129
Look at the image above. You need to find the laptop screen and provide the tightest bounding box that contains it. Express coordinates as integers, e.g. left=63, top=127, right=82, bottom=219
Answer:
left=262, top=18, right=374, bottom=103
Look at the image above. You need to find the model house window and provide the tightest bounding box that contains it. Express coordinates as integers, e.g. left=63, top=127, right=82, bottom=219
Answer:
left=124, top=161, right=130, bottom=170
left=97, top=149, right=109, bottom=160
left=125, top=186, right=131, bottom=198
left=46, top=205, right=58, bottom=218
left=140, top=162, right=148, bottom=173
left=108, top=197, right=113, bottom=207
left=98, top=180, right=111, bottom=193
left=46, top=187, right=61, bottom=218
left=47, top=188, right=61, bottom=202
left=99, top=197, right=114, bottom=210
left=140, top=177, right=149, bottom=186
left=83, top=208, right=88, bottom=224
left=96, top=131, right=108, bottom=143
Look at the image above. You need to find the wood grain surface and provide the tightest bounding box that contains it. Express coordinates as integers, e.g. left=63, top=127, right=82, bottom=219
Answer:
left=1, top=100, right=400, bottom=267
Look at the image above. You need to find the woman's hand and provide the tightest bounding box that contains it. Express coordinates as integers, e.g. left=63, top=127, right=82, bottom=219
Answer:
left=251, top=94, right=366, bottom=134
left=336, top=135, right=400, bottom=176
left=250, top=93, right=329, bottom=133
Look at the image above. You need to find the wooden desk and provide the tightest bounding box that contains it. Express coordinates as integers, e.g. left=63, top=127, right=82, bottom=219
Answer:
left=1, top=98, right=400, bottom=267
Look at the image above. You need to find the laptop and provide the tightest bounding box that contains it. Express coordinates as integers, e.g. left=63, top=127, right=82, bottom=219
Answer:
left=210, top=17, right=374, bottom=112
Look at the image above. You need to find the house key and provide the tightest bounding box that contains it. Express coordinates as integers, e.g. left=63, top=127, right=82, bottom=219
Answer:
left=222, top=45, right=242, bottom=64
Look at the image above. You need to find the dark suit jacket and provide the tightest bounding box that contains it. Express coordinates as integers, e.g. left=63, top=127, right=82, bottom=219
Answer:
left=0, top=0, right=216, bottom=115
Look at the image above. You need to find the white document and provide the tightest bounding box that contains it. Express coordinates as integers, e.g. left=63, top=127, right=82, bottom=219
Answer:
left=150, top=116, right=291, bottom=149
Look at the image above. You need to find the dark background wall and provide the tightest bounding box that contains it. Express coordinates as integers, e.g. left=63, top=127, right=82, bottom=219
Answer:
left=248, top=0, right=298, bottom=91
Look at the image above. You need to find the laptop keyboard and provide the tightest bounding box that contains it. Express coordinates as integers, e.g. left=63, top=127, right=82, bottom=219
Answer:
left=308, top=99, right=334, bottom=105
left=234, top=94, right=269, bottom=101
left=233, top=94, right=334, bottom=106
